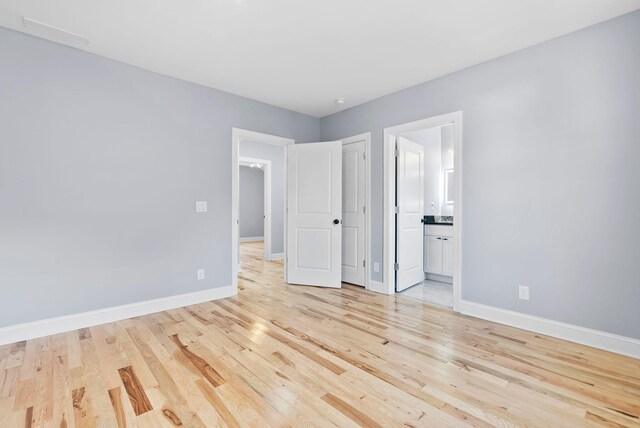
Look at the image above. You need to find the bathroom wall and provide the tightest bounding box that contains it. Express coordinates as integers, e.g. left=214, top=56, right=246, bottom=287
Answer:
left=440, top=124, right=455, bottom=216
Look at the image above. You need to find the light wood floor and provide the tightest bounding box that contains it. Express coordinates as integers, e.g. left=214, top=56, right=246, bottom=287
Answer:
left=1, top=241, right=639, bottom=427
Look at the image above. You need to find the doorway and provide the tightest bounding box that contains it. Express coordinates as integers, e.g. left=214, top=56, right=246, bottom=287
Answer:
left=238, top=157, right=271, bottom=268
left=232, top=130, right=372, bottom=294
left=383, top=112, right=463, bottom=311
left=231, top=128, right=293, bottom=294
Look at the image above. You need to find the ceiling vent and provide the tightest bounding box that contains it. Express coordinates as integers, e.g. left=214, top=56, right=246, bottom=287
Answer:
left=22, top=17, right=89, bottom=45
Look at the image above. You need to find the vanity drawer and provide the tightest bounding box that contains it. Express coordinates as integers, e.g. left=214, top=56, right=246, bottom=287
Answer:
left=425, top=225, right=453, bottom=237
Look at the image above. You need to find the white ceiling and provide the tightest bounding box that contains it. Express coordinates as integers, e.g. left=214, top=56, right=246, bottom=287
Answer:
left=1, top=1, right=639, bottom=117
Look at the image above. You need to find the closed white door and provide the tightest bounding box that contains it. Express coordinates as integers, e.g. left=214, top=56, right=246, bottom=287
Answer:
left=287, top=141, right=342, bottom=288
left=341, top=141, right=366, bottom=286
left=442, top=237, right=454, bottom=276
left=396, top=137, right=425, bottom=291
left=425, top=236, right=443, bottom=274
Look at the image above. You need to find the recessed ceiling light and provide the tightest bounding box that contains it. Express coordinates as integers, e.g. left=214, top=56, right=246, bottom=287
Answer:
left=335, top=98, right=346, bottom=105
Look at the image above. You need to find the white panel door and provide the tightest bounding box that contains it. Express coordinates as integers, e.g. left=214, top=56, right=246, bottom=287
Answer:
left=396, top=137, right=425, bottom=291
left=287, top=141, right=342, bottom=288
left=341, top=141, right=366, bottom=286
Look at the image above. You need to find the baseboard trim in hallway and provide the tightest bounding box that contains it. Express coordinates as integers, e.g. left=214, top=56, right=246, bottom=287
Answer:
left=460, top=300, right=640, bottom=359
left=0, top=285, right=234, bottom=346
left=239, top=236, right=264, bottom=242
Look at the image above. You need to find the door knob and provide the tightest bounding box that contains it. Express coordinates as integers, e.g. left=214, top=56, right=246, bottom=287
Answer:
left=333, top=219, right=341, bottom=225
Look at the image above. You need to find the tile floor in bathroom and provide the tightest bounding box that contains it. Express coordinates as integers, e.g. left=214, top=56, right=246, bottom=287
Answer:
left=398, top=279, right=453, bottom=308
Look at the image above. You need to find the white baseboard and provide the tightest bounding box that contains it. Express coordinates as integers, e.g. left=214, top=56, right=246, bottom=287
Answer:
left=239, top=236, right=264, bottom=242
left=425, top=273, right=453, bottom=284
left=459, top=300, right=640, bottom=359
left=0, top=285, right=234, bottom=347
left=269, top=253, right=284, bottom=260
left=368, top=280, right=393, bottom=295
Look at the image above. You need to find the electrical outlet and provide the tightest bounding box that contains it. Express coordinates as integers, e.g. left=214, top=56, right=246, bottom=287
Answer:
left=373, top=262, right=380, bottom=273
left=196, top=201, right=208, bottom=212
left=197, top=269, right=205, bottom=280
left=518, top=285, right=529, bottom=300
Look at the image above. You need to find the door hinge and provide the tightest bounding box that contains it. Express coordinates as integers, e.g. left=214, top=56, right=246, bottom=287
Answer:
left=363, top=260, right=366, bottom=268
left=363, top=152, right=366, bottom=160
left=394, top=149, right=400, bottom=157
left=394, top=263, right=399, bottom=271
left=394, top=206, right=399, bottom=214
left=363, top=206, right=366, bottom=214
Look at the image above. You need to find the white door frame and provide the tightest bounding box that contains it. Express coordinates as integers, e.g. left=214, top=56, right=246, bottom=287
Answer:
left=383, top=111, right=463, bottom=311
left=238, top=157, right=271, bottom=261
left=342, top=133, right=372, bottom=290
left=232, top=128, right=294, bottom=295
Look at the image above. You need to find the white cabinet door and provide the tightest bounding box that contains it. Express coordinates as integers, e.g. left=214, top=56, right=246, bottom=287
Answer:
left=396, top=137, right=425, bottom=291
left=425, top=235, right=443, bottom=274
left=287, top=141, right=342, bottom=288
left=442, top=237, right=454, bottom=277
left=341, top=140, right=366, bottom=286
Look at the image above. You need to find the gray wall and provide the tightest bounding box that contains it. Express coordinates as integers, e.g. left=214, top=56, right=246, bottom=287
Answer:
left=239, top=166, right=264, bottom=238
left=320, top=11, right=640, bottom=339
left=239, top=141, right=286, bottom=254
left=0, top=26, right=320, bottom=327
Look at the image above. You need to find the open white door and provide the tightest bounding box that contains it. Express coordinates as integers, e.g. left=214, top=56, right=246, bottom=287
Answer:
left=287, top=141, right=342, bottom=288
left=341, top=140, right=366, bottom=286
left=396, top=137, right=425, bottom=291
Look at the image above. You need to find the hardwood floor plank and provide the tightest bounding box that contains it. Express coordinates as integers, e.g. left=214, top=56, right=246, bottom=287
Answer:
left=117, top=366, right=152, bottom=416
left=71, top=387, right=95, bottom=428
left=126, top=326, right=206, bottom=427
left=195, top=379, right=242, bottom=428
left=108, top=387, right=127, bottom=428
left=23, top=406, right=33, bottom=428
left=321, top=393, right=383, bottom=428
left=169, top=334, right=225, bottom=387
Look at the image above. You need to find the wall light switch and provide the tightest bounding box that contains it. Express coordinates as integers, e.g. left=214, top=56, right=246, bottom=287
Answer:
left=518, top=285, right=529, bottom=301
left=196, top=201, right=208, bottom=212
left=197, top=269, right=205, bottom=280
left=373, top=262, right=380, bottom=273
